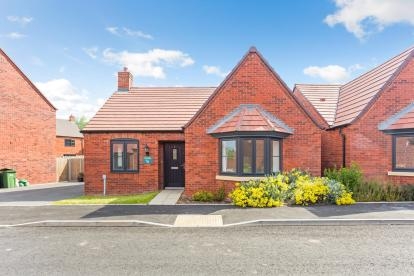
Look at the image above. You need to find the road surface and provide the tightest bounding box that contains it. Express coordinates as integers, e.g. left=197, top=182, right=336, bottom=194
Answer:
left=1, top=225, right=413, bottom=275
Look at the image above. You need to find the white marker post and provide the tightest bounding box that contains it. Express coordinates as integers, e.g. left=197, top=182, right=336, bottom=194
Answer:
left=102, top=174, right=107, bottom=196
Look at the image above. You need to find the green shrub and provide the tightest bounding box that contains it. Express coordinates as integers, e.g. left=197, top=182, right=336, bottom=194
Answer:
left=193, top=191, right=215, bottom=202
left=214, top=186, right=226, bottom=201
left=324, top=163, right=363, bottom=192
left=353, top=180, right=414, bottom=202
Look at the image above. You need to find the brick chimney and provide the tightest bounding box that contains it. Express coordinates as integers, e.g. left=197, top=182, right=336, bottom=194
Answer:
left=69, top=114, right=76, bottom=122
left=118, top=67, right=133, bottom=91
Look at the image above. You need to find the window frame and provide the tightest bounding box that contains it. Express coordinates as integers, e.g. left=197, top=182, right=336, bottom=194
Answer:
left=219, top=136, right=282, bottom=176
left=64, top=139, right=75, bottom=147
left=110, top=139, right=139, bottom=173
left=392, top=134, right=414, bottom=172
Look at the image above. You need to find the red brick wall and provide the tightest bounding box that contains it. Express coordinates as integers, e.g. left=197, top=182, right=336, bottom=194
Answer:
left=321, top=129, right=343, bottom=172
left=84, top=132, right=184, bottom=195
left=184, top=51, right=322, bottom=195
left=55, top=136, right=84, bottom=157
left=340, top=57, right=414, bottom=184
left=0, top=51, right=56, bottom=184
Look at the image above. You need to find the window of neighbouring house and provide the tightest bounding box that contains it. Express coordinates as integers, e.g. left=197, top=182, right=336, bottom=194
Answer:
left=111, top=139, right=139, bottom=172
left=64, top=139, right=75, bottom=147
left=219, top=137, right=281, bottom=176
left=393, top=135, right=414, bottom=171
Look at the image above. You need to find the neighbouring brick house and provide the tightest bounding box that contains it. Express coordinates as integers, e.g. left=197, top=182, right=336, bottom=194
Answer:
left=294, top=46, right=414, bottom=184
left=0, top=48, right=56, bottom=184
left=83, top=46, right=414, bottom=195
left=56, top=115, right=84, bottom=157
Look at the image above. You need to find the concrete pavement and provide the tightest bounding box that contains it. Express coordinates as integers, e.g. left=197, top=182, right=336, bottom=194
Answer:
left=148, top=189, right=183, bottom=205
left=1, top=225, right=413, bottom=275
left=1, top=202, right=414, bottom=227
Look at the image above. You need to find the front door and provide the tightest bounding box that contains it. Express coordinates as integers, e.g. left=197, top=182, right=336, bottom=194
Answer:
left=164, top=142, right=185, bottom=188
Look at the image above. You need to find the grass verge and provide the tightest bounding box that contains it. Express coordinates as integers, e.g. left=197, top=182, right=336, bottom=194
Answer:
left=54, top=191, right=159, bottom=205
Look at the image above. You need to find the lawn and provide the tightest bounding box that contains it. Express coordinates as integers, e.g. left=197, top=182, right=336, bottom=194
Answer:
left=54, top=191, right=159, bottom=205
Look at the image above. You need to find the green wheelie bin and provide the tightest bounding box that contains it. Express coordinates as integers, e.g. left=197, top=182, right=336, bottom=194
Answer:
left=0, top=169, right=16, bottom=188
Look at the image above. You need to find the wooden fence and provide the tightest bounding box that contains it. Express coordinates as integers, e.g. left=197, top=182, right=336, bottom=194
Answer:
left=56, top=156, right=84, bottom=182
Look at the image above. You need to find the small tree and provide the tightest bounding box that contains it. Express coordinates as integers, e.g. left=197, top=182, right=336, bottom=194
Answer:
left=75, top=116, right=89, bottom=130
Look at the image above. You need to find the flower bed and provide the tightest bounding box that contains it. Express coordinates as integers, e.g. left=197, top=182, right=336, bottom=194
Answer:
left=229, top=169, right=355, bottom=207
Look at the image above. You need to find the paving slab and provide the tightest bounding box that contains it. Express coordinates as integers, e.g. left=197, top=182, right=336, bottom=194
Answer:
left=149, top=189, right=183, bottom=205
left=174, top=215, right=223, bottom=227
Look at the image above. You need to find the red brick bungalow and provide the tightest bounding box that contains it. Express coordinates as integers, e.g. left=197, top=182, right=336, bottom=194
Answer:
left=0, top=49, right=56, bottom=184
left=83, top=47, right=322, bottom=195
left=294, top=46, right=414, bottom=184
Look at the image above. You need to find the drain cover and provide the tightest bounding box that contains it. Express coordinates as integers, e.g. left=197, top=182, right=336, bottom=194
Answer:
left=174, top=215, right=223, bottom=227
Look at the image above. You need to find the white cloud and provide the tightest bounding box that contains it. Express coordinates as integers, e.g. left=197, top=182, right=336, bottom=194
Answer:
left=35, top=79, right=104, bottom=119
left=82, top=46, right=99, bottom=59
left=105, top=26, right=119, bottom=36
left=7, top=16, right=33, bottom=25
left=102, top=48, right=195, bottom=79
left=123, top=27, right=153, bottom=39
left=3, top=32, right=26, bottom=39
left=325, top=0, right=414, bottom=39
left=303, top=63, right=363, bottom=83
left=202, top=65, right=228, bottom=78
left=106, top=26, right=153, bottom=39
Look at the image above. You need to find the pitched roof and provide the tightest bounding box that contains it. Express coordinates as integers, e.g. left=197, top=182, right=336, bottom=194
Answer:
left=83, top=87, right=215, bottom=132
left=333, top=46, right=414, bottom=127
left=56, top=119, right=83, bottom=138
left=185, top=47, right=323, bottom=129
left=293, top=84, right=340, bottom=126
left=379, top=102, right=414, bottom=131
left=208, top=104, right=293, bottom=134
left=0, top=48, right=56, bottom=110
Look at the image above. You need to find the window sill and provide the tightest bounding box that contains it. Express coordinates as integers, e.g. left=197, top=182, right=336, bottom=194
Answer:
left=215, top=175, right=266, bottom=182
left=387, top=171, right=414, bottom=177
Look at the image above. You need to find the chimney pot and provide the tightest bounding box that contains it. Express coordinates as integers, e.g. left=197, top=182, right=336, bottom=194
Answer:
left=69, top=114, right=76, bottom=122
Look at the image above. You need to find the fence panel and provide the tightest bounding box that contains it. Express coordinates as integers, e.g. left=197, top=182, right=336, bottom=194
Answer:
left=56, top=156, right=84, bottom=182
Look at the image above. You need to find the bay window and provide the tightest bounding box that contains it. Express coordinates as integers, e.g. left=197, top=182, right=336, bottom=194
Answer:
left=219, top=137, right=281, bottom=176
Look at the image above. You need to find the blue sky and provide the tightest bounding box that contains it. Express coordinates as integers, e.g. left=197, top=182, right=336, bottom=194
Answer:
left=1, top=0, right=414, bottom=118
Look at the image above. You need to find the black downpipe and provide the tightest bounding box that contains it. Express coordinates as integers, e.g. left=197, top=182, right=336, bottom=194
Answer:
left=339, top=128, right=346, bottom=168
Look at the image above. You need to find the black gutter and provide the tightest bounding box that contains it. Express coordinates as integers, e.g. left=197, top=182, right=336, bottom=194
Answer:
left=339, top=127, right=346, bottom=168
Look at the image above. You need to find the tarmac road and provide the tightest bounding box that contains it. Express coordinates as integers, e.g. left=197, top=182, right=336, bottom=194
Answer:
left=1, top=225, right=413, bottom=275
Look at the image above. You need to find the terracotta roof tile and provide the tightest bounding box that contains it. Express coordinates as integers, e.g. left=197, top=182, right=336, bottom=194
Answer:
left=334, top=46, right=414, bottom=127
left=294, top=84, right=341, bottom=126
left=83, top=87, right=215, bottom=132
left=207, top=104, right=293, bottom=134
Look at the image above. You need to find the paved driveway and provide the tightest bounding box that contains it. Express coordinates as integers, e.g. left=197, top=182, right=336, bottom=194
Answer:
left=0, top=182, right=83, bottom=206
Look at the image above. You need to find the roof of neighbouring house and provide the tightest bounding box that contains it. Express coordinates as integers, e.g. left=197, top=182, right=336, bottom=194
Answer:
left=296, top=46, right=414, bottom=128
left=83, top=87, right=216, bottom=132
left=57, top=119, right=83, bottom=138
left=207, top=104, right=293, bottom=135
left=0, top=48, right=56, bottom=110
left=379, top=102, right=414, bottom=131
left=333, top=46, right=414, bottom=127
left=293, top=84, right=341, bottom=126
